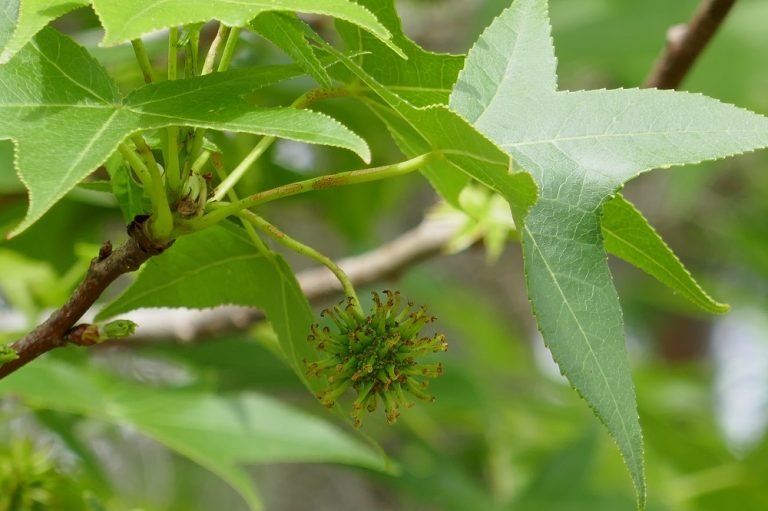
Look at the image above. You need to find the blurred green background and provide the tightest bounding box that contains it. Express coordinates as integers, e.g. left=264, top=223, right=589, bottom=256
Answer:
left=1, top=0, right=768, bottom=509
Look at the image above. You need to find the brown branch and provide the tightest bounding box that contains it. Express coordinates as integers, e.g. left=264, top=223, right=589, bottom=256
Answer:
left=644, top=0, right=737, bottom=89
left=0, top=216, right=173, bottom=379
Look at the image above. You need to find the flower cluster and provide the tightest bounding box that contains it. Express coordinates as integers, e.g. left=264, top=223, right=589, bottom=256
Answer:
left=305, top=291, right=447, bottom=427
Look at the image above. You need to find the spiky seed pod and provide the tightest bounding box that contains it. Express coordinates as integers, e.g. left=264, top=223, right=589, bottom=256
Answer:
left=305, top=290, right=447, bottom=427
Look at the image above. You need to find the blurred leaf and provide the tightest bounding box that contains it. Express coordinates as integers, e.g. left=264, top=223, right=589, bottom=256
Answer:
left=0, top=438, right=100, bottom=511
left=0, top=359, right=389, bottom=511
left=1, top=27, right=369, bottom=236
left=603, top=194, right=729, bottom=313
left=0, top=249, right=63, bottom=321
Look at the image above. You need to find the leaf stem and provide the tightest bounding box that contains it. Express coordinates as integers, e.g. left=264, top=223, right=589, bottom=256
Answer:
left=184, top=24, right=234, bottom=183
left=189, top=152, right=437, bottom=231
left=131, top=38, right=155, bottom=83
left=164, top=28, right=181, bottom=194
left=217, top=26, right=241, bottom=72
left=201, top=23, right=230, bottom=75
left=210, top=153, right=271, bottom=255
left=165, top=127, right=181, bottom=194
left=211, top=135, right=274, bottom=201
left=238, top=210, right=363, bottom=313
left=120, top=140, right=174, bottom=240
left=168, top=26, right=178, bottom=80
left=211, top=87, right=354, bottom=201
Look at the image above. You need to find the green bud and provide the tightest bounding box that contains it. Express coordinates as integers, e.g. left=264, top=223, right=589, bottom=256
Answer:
left=101, top=320, right=137, bottom=339
left=0, top=345, right=19, bottom=364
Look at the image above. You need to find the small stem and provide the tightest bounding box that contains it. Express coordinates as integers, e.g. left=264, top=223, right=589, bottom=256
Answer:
left=191, top=150, right=211, bottom=174
left=118, top=142, right=152, bottom=187
left=239, top=210, right=363, bottom=313
left=210, top=87, right=352, bottom=202
left=186, top=23, right=231, bottom=183
left=201, top=23, right=230, bottom=75
left=192, top=152, right=438, bottom=231
left=189, top=27, right=200, bottom=76
left=212, top=135, right=274, bottom=201
left=165, top=28, right=181, bottom=194
left=131, top=38, right=155, bottom=83
left=165, top=126, right=181, bottom=194
left=131, top=135, right=163, bottom=183
left=168, top=26, right=178, bottom=80
left=120, top=140, right=174, bottom=240
left=209, top=153, right=270, bottom=254
left=217, top=26, right=241, bottom=72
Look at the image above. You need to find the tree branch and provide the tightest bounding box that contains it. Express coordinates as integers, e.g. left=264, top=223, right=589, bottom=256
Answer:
left=644, top=0, right=737, bottom=89
left=0, top=216, right=173, bottom=379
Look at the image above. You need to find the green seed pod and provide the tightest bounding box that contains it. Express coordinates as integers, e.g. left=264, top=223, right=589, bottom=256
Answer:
left=306, top=291, right=447, bottom=427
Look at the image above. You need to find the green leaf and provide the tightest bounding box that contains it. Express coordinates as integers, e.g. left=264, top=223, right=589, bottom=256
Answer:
left=335, top=0, right=464, bottom=107
left=250, top=12, right=332, bottom=88
left=318, top=36, right=537, bottom=215
left=90, top=0, right=403, bottom=57
left=0, top=0, right=19, bottom=53
left=96, top=223, right=317, bottom=379
left=0, top=27, right=369, bottom=236
left=0, top=359, right=387, bottom=511
left=602, top=195, right=729, bottom=314
left=451, top=0, right=768, bottom=505
left=104, top=152, right=147, bottom=222
left=0, top=0, right=88, bottom=64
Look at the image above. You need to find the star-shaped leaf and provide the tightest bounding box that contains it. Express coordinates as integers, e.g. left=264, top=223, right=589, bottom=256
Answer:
left=0, top=27, right=369, bottom=236
left=450, top=0, right=768, bottom=506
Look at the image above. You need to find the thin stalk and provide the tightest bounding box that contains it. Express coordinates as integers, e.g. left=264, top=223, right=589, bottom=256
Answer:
left=118, top=143, right=152, bottom=187
left=189, top=28, right=200, bottom=75
left=217, top=26, right=241, bottom=72
left=165, top=127, right=181, bottom=194
left=239, top=210, right=363, bottom=313
left=168, top=26, right=178, bottom=80
left=131, top=38, right=155, bottom=83
left=191, top=150, right=211, bottom=174
left=131, top=135, right=163, bottom=184
left=211, top=87, right=352, bottom=201
left=192, top=152, right=437, bottom=231
left=118, top=142, right=174, bottom=240
left=165, top=28, right=181, bottom=194
left=185, top=24, right=233, bottom=183
left=210, top=153, right=270, bottom=255
left=201, top=23, right=230, bottom=75
left=211, top=135, right=274, bottom=201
